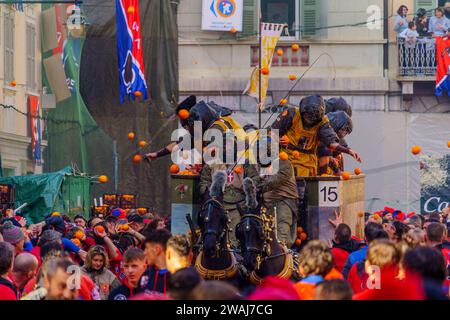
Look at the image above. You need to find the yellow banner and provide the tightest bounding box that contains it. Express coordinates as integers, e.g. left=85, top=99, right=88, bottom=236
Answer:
left=243, top=23, right=285, bottom=108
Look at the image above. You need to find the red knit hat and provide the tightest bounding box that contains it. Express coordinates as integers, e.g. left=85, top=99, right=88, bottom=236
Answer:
left=248, top=276, right=299, bottom=300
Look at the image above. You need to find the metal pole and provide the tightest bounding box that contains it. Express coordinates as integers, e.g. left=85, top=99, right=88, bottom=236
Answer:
left=258, top=10, right=262, bottom=129
left=113, top=140, right=118, bottom=194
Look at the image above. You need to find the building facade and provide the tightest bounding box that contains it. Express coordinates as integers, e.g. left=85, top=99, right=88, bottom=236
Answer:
left=0, top=4, right=43, bottom=177
left=176, top=0, right=450, bottom=213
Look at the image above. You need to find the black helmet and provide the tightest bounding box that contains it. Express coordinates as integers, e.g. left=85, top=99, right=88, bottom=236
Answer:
left=325, top=97, right=352, bottom=117
left=327, top=111, right=353, bottom=139
left=187, top=101, right=221, bottom=134
left=416, top=8, right=427, bottom=17
left=175, top=95, right=197, bottom=114
left=300, top=95, right=325, bottom=126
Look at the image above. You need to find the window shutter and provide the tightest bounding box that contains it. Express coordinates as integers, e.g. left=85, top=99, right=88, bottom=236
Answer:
left=238, top=0, right=257, bottom=39
left=302, top=0, right=320, bottom=38
left=414, top=0, right=438, bottom=16
left=32, top=25, right=36, bottom=91
left=26, top=23, right=30, bottom=90
left=4, top=15, right=13, bottom=83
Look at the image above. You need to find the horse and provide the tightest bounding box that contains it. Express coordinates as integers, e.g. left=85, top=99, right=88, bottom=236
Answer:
left=194, top=171, right=241, bottom=282
left=235, top=177, right=300, bottom=286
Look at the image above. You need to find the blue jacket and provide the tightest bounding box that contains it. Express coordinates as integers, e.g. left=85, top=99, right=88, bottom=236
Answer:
left=342, top=245, right=368, bottom=279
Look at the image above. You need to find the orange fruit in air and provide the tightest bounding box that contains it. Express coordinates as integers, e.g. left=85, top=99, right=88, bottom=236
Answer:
left=98, top=175, right=108, bottom=183
left=234, top=166, right=243, bottom=174
left=342, top=171, right=351, bottom=180
left=373, top=214, right=380, bottom=220
left=411, top=145, right=421, bottom=155
left=357, top=211, right=364, bottom=218
left=127, top=6, right=135, bottom=14
left=139, top=140, right=146, bottom=148
left=134, top=91, right=142, bottom=97
left=288, top=74, right=297, bottom=81
left=295, top=238, right=301, bottom=246
left=261, top=67, right=270, bottom=75
left=95, top=226, right=105, bottom=234
left=300, top=232, right=307, bottom=241
left=279, top=99, right=288, bottom=106
left=133, top=155, right=142, bottom=163
left=74, top=231, right=84, bottom=240
left=71, top=238, right=81, bottom=247
left=291, top=44, right=300, bottom=52
left=10, top=80, right=17, bottom=87
left=178, top=109, right=190, bottom=120
left=170, top=164, right=180, bottom=174
left=128, top=132, right=135, bottom=140
left=292, top=151, right=300, bottom=159
left=447, top=141, right=450, bottom=148
left=279, top=152, right=289, bottom=161
left=277, top=49, right=284, bottom=56
left=230, top=27, right=237, bottom=33
left=354, top=167, right=362, bottom=175
left=297, top=227, right=303, bottom=234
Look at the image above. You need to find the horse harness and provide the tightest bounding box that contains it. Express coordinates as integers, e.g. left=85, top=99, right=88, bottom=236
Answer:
left=196, top=197, right=239, bottom=280
left=239, top=207, right=301, bottom=285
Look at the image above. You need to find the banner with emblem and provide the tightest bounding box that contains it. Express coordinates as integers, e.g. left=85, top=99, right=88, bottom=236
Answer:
left=116, top=0, right=148, bottom=103
left=28, top=96, right=42, bottom=165
left=243, top=23, right=285, bottom=107
left=435, top=36, right=450, bottom=96
left=201, top=0, right=243, bottom=31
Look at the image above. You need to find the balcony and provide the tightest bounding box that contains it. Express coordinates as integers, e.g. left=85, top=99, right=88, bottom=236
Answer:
left=397, top=37, right=436, bottom=81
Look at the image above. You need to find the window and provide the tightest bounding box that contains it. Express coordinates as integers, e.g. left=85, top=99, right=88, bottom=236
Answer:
left=241, top=0, right=320, bottom=40
left=26, top=23, right=36, bottom=92
left=261, top=0, right=297, bottom=36
left=414, top=0, right=438, bottom=16
left=4, top=13, right=14, bottom=84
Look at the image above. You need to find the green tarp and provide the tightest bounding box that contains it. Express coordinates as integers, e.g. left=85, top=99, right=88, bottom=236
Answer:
left=0, top=167, right=91, bottom=223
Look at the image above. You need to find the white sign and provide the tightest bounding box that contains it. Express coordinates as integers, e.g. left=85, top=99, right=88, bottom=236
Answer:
left=201, top=0, right=243, bottom=32
left=318, top=181, right=340, bottom=207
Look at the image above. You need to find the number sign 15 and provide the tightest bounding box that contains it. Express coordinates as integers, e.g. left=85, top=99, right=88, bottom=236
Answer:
left=319, top=181, right=340, bottom=207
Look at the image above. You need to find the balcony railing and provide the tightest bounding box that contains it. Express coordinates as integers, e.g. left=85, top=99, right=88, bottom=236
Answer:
left=251, top=45, right=310, bottom=67
left=398, top=37, right=437, bottom=78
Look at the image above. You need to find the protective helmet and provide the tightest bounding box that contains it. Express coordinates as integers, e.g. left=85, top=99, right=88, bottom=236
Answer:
left=186, top=101, right=221, bottom=134
left=299, top=95, right=326, bottom=126
left=325, top=97, right=352, bottom=117
left=175, top=95, right=197, bottom=114
left=327, top=111, right=353, bottom=139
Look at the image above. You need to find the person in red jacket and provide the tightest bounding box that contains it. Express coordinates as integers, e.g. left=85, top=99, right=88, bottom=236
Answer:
left=0, top=242, right=18, bottom=300
left=353, top=239, right=425, bottom=300
left=12, top=252, right=38, bottom=298
left=330, top=223, right=361, bottom=273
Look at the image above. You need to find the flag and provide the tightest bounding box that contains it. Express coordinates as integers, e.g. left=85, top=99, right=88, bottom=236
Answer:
left=435, top=36, right=450, bottom=96
left=116, top=0, right=148, bottom=104
left=29, top=96, right=42, bottom=165
left=243, top=23, right=285, bottom=107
